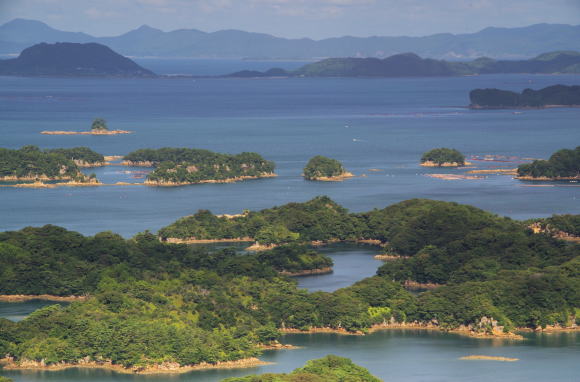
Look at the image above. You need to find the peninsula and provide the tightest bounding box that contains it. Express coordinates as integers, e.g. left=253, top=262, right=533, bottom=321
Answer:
left=0, top=198, right=577, bottom=372
left=0, top=146, right=98, bottom=184
left=303, top=155, right=354, bottom=181
left=0, top=42, right=156, bottom=78
left=470, top=85, right=580, bottom=109
left=517, top=146, right=579, bottom=180
left=123, top=148, right=276, bottom=185
left=421, top=148, right=466, bottom=167
left=227, top=50, right=580, bottom=78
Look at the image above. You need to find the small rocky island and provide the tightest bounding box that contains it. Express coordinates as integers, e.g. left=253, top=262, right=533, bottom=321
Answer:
left=41, top=118, right=132, bottom=136
left=0, top=146, right=99, bottom=186
left=0, top=42, right=156, bottom=77
left=470, top=85, right=580, bottom=109
left=123, top=148, right=276, bottom=185
left=303, top=155, right=353, bottom=181
left=421, top=148, right=466, bottom=167
left=517, top=146, right=580, bottom=180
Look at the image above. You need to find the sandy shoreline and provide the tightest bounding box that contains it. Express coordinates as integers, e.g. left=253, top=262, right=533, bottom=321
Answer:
left=421, top=161, right=472, bottom=167
left=516, top=175, right=580, bottom=181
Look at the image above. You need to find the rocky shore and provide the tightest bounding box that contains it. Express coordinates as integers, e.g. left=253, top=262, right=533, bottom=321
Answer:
left=163, top=237, right=254, bottom=244
left=0, top=294, right=86, bottom=302
left=279, top=267, right=333, bottom=277
left=516, top=175, right=580, bottom=181
left=0, top=357, right=269, bottom=375
left=144, top=173, right=277, bottom=186
left=421, top=161, right=471, bottom=167
left=308, top=171, right=355, bottom=182
left=41, top=130, right=132, bottom=135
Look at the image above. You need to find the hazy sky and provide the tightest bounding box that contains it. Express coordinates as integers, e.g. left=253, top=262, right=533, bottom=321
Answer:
left=1, top=0, right=580, bottom=38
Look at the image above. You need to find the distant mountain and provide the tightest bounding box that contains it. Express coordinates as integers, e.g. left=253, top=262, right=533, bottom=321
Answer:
left=470, top=85, right=580, bottom=109
left=0, top=42, right=156, bottom=77
left=228, top=51, right=580, bottom=78
left=1, top=18, right=579, bottom=59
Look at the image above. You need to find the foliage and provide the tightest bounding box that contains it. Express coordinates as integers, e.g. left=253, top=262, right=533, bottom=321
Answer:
left=258, top=244, right=333, bottom=273
left=222, top=355, right=381, bottom=382
left=91, top=118, right=108, bottom=131
left=0, top=145, right=87, bottom=180
left=517, top=146, right=580, bottom=179
left=470, top=85, right=580, bottom=108
left=420, top=148, right=465, bottom=165
left=46, top=147, right=105, bottom=164
left=303, top=156, right=347, bottom=180
left=123, top=148, right=275, bottom=183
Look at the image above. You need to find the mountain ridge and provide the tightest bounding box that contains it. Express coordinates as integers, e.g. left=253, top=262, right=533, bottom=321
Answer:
left=1, top=18, right=579, bottom=59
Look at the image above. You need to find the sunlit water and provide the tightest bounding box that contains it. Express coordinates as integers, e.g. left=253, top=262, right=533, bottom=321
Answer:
left=1, top=60, right=579, bottom=381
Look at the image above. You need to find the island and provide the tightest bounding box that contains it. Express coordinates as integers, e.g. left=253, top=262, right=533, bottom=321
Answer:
left=222, top=355, right=381, bottom=382
left=420, top=148, right=466, bottom=167
left=303, top=155, right=353, bottom=181
left=0, top=146, right=98, bottom=185
left=226, top=50, right=580, bottom=78
left=470, top=85, right=580, bottom=109
left=0, top=42, right=156, bottom=77
left=41, top=118, right=132, bottom=135
left=122, top=148, right=276, bottom=185
left=517, top=146, right=579, bottom=180
left=0, top=198, right=577, bottom=373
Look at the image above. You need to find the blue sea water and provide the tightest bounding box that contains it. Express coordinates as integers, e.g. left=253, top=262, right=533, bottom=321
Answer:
left=1, top=63, right=579, bottom=236
left=1, top=60, right=580, bottom=381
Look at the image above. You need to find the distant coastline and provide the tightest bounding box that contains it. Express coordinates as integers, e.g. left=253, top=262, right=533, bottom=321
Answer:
left=41, top=130, right=132, bottom=135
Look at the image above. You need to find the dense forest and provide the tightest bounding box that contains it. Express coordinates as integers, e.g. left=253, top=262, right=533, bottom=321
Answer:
left=420, top=148, right=465, bottom=166
left=228, top=51, right=580, bottom=78
left=470, top=85, right=580, bottom=108
left=46, top=147, right=105, bottom=165
left=0, top=198, right=577, bottom=371
left=517, top=146, right=580, bottom=179
left=0, top=146, right=93, bottom=181
left=223, top=355, right=381, bottom=382
left=123, top=148, right=275, bottom=184
left=303, top=156, right=350, bottom=180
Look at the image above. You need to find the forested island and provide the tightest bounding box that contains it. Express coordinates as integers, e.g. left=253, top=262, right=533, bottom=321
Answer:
left=0, top=42, right=156, bottom=78
left=223, top=355, right=380, bottom=382
left=0, top=197, right=578, bottom=373
left=123, top=148, right=276, bottom=185
left=0, top=146, right=98, bottom=184
left=517, top=146, right=580, bottom=180
left=41, top=118, right=132, bottom=136
left=303, top=156, right=353, bottom=181
left=420, top=148, right=466, bottom=167
left=227, top=51, right=580, bottom=78
left=470, top=85, right=580, bottom=109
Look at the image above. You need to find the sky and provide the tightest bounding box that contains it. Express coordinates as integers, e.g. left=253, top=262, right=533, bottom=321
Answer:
left=1, top=0, right=580, bottom=39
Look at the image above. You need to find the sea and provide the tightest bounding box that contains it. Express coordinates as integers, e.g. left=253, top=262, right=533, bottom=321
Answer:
left=0, top=59, right=579, bottom=381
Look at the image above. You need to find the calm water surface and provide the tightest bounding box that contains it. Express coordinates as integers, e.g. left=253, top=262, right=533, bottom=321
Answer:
left=1, top=67, right=579, bottom=236
left=1, top=60, right=579, bottom=381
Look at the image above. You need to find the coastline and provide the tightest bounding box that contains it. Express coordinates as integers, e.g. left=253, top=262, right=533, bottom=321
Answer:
left=374, top=254, right=409, bottom=261
left=164, top=237, right=254, bottom=244
left=280, top=323, right=524, bottom=339
left=41, top=130, right=132, bottom=135
left=0, top=357, right=270, bottom=375
left=470, top=104, right=580, bottom=110
left=279, top=267, right=333, bottom=277
left=421, top=161, right=471, bottom=167
left=144, top=173, right=277, bottom=186
left=0, top=294, right=86, bottom=302
left=307, top=172, right=355, bottom=182
left=516, top=175, right=580, bottom=181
